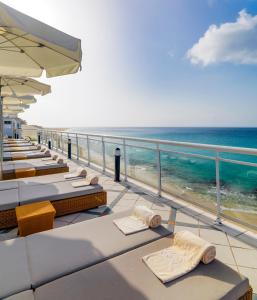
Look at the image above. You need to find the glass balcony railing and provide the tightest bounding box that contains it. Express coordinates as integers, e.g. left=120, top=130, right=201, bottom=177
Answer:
left=21, top=128, right=257, bottom=231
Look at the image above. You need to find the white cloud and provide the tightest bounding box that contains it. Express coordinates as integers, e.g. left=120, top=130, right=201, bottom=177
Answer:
left=187, top=10, right=257, bottom=66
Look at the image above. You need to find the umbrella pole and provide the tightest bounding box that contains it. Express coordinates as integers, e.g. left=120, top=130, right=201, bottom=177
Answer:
left=0, top=80, right=2, bottom=180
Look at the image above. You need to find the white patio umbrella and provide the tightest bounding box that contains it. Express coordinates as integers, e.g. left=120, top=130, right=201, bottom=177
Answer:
left=3, top=108, right=24, bottom=114
left=3, top=104, right=30, bottom=110
left=0, top=1, right=82, bottom=78
left=3, top=95, right=36, bottom=105
left=0, top=76, right=51, bottom=96
left=0, top=2, right=82, bottom=176
left=0, top=77, right=50, bottom=165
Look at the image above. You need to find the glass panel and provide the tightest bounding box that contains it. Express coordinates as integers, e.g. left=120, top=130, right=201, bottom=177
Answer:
left=77, top=136, right=88, bottom=161
left=126, top=146, right=158, bottom=188
left=104, top=141, right=124, bottom=173
left=88, top=138, right=103, bottom=166
left=161, top=151, right=217, bottom=213
left=220, top=161, right=257, bottom=228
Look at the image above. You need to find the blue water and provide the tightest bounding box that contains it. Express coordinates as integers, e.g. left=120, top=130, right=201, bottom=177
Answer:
left=72, top=127, right=257, bottom=148
left=70, top=127, right=257, bottom=213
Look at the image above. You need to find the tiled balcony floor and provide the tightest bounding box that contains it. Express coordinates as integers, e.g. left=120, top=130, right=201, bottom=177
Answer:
left=0, top=155, right=256, bottom=295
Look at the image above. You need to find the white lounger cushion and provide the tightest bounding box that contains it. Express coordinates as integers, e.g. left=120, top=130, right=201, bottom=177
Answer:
left=2, top=161, right=67, bottom=175
left=0, top=189, right=19, bottom=210
left=0, top=238, right=31, bottom=299
left=19, top=182, right=103, bottom=205
left=0, top=180, right=19, bottom=191
left=34, top=236, right=249, bottom=300
left=4, top=291, right=35, bottom=300
left=18, top=173, right=74, bottom=187
left=4, top=146, right=38, bottom=152
left=26, top=211, right=171, bottom=288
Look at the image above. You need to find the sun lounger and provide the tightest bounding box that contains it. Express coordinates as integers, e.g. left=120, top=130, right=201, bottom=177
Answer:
left=0, top=212, right=251, bottom=300
left=2, top=160, right=69, bottom=180
left=4, top=146, right=39, bottom=152
left=3, top=151, right=51, bottom=161
left=33, top=236, right=251, bottom=300
left=0, top=211, right=169, bottom=299
left=24, top=210, right=170, bottom=288
left=18, top=171, right=87, bottom=186
left=3, top=139, right=28, bottom=144
left=0, top=179, right=106, bottom=229
left=4, top=143, right=33, bottom=148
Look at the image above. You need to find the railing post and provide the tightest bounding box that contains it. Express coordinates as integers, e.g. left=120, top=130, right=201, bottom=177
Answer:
left=37, top=131, right=41, bottom=144
left=87, top=135, right=90, bottom=166
left=102, top=137, right=106, bottom=173
left=51, top=131, right=53, bottom=149
left=57, top=133, right=60, bottom=149
left=123, top=138, right=127, bottom=182
left=67, top=137, right=72, bottom=159
left=76, top=133, right=79, bottom=160
left=61, top=133, right=63, bottom=153
left=215, top=152, right=222, bottom=225
left=156, top=143, right=161, bottom=197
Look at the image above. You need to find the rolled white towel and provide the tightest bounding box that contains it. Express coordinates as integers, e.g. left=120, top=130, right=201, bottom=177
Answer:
left=40, top=147, right=46, bottom=152
left=87, top=175, right=98, bottom=185
left=71, top=175, right=99, bottom=188
left=64, top=167, right=87, bottom=179
left=37, top=145, right=41, bottom=150
left=57, top=158, right=64, bottom=164
left=133, top=206, right=162, bottom=228
left=44, top=149, right=50, bottom=155
left=52, top=154, right=58, bottom=160
left=201, top=245, right=216, bottom=264
left=143, top=230, right=216, bottom=283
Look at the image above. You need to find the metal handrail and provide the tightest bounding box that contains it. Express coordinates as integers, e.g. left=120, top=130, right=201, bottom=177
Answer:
left=36, top=129, right=257, bottom=156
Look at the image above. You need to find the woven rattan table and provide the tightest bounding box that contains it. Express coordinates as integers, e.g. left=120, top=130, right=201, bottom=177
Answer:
left=15, top=201, right=56, bottom=237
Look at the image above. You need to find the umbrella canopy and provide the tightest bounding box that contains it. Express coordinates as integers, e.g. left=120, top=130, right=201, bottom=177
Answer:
left=0, top=76, right=51, bottom=96
left=3, top=108, right=24, bottom=114
left=0, top=76, right=50, bottom=161
left=3, top=95, right=36, bottom=105
left=0, top=1, right=82, bottom=78
left=3, top=104, right=30, bottom=110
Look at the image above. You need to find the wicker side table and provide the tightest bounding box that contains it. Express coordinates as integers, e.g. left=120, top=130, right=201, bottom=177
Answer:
left=15, top=201, right=56, bottom=237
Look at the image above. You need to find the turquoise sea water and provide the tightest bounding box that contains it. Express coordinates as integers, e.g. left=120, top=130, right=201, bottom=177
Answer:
left=70, top=127, right=257, bottom=217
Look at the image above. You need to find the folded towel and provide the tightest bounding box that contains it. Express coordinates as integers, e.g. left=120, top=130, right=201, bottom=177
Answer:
left=42, top=154, right=58, bottom=161
left=44, top=149, right=50, bottom=155
left=40, top=148, right=46, bottom=152
left=113, top=206, right=162, bottom=235
left=143, top=230, right=216, bottom=283
left=71, top=175, right=99, bottom=187
left=37, top=145, right=41, bottom=150
left=64, top=167, right=87, bottom=179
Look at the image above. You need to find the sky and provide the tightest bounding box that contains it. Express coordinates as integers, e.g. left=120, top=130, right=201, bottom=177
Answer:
left=2, top=0, right=257, bottom=127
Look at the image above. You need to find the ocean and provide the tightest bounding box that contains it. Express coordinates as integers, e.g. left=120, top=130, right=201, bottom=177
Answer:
left=69, top=127, right=257, bottom=226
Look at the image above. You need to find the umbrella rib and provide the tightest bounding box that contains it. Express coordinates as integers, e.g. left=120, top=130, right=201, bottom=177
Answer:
left=1, top=77, right=17, bottom=96
left=20, top=35, right=81, bottom=64
left=0, top=46, right=41, bottom=49
left=3, top=35, right=43, bottom=70
left=0, top=48, right=21, bottom=53
left=0, top=32, right=28, bottom=46
left=2, top=28, right=81, bottom=64
left=10, top=78, right=45, bottom=94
